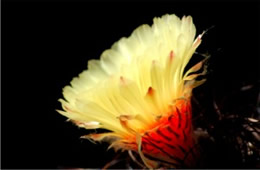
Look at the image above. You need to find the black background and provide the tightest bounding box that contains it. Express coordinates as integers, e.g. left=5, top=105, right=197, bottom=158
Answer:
left=2, top=0, right=260, bottom=169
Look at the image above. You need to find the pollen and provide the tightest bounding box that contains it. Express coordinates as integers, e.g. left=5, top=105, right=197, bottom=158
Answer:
left=57, top=14, right=208, bottom=168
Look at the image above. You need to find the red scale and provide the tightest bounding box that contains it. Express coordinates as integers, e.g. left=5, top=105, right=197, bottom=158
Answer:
left=139, top=100, right=198, bottom=168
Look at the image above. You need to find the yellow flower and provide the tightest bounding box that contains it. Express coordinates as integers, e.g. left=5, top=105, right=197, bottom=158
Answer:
left=58, top=14, right=208, bottom=168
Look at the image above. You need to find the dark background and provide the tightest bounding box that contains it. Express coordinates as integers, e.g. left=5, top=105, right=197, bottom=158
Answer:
left=2, top=0, right=260, bottom=169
